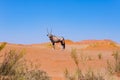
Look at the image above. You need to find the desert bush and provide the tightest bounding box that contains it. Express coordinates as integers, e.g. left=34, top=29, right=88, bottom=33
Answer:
left=98, top=53, right=102, bottom=60
left=64, top=48, right=105, bottom=80
left=71, top=48, right=79, bottom=67
left=0, top=50, right=25, bottom=76
left=109, top=42, right=117, bottom=47
left=79, top=51, right=89, bottom=64
left=25, top=70, right=50, bottom=80
left=0, top=42, right=7, bottom=51
left=113, top=51, right=120, bottom=73
left=0, top=43, right=51, bottom=80
left=46, top=43, right=52, bottom=48
left=107, top=51, right=120, bottom=74
left=88, top=56, right=92, bottom=61
left=107, top=60, right=114, bottom=75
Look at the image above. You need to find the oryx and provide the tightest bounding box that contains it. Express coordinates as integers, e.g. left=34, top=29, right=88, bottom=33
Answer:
left=47, top=30, right=65, bottom=49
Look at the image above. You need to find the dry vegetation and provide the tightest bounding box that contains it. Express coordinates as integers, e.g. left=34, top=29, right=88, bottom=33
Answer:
left=107, top=51, right=120, bottom=75
left=0, top=42, right=51, bottom=80
left=0, top=40, right=120, bottom=80
left=64, top=47, right=120, bottom=80
left=64, top=48, right=105, bottom=80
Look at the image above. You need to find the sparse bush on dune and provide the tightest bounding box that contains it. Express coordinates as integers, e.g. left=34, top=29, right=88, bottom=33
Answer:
left=85, top=40, right=119, bottom=50
left=107, top=51, right=120, bottom=75
left=47, top=43, right=53, bottom=48
left=109, top=42, right=117, bottom=47
left=0, top=50, right=25, bottom=76
left=98, top=53, right=102, bottom=60
left=107, top=60, right=114, bottom=75
left=0, top=42, right=7, bottom=51
left=71, top=48, right=79, bottom=67
left=113, top=51, right=120, bottom=73
left=79, top=52, right=92, bottom=64
left=0, top=42, right=51, bottom=80
left=64, top=48, right=105, bottom=80
left=24, top=69, right=50, bottom=80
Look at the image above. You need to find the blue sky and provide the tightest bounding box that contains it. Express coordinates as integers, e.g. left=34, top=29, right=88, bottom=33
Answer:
left=0, top=0, right=120, bottom=44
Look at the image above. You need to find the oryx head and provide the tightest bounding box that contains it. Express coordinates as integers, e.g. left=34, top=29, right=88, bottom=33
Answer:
left=47, top=28, right=53, bottom=38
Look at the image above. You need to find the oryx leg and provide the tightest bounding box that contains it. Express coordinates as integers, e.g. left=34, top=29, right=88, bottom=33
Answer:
left=61, top=41, right=65, bottom=49
left=52, top=42, right=55, bottom=49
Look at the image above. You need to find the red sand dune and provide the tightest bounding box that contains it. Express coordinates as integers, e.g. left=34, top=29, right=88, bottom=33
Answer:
left=76, top=39, right=116, bottom=45
left=76, top=39, right=119, bottom=50
left=65, top=39, right=74, bottom=44
left=0, top=40, right=120, bottom=80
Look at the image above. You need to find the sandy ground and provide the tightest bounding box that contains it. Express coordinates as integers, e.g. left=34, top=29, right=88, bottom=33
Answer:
left=0, top=40, right=120, bottom=80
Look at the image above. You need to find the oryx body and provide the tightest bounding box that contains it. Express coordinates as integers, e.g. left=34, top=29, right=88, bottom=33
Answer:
left=47, top=33, right=65, bottom=49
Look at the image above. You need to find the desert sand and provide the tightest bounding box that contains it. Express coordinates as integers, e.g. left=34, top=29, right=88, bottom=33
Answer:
left=0, top=39, right=120, bottom=80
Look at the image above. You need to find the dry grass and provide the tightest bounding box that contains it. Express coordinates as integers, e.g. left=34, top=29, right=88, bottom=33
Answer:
left=64, top=48, right=105, bottom=80
left=0, top=43, right=51, bottom=80
left=107, top=51, right=120, bottom=75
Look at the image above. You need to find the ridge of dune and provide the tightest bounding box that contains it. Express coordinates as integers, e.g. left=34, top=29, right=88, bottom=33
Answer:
left=65, top=39, right=74, bottom=44
left=1, top=39, right=118, bottom=46
left=76, top=39, right=117, bottom=44
left=77, top=39, right=119, bottom=50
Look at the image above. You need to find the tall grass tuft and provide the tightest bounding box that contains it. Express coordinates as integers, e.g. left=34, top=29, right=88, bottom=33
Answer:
left=107, top=51, right=120, bottom=74
left=71, top=48, right=79, bottom=67
left=113, top=51, right=120, bottom=73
